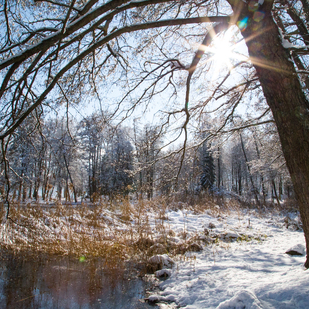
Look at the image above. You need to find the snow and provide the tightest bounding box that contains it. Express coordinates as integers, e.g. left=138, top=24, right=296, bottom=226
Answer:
left=155, top=269, right=172, bottom=278
left=148, top=254, right=175, bottom=268
left=0, top=201, right=308, bottom=308
left=217, top=290, right=263, bottom=309
left=278, top=27, right=307, bottom=50
left=286, top=244, right=306, bottom=256
left=148, top=208, right=308, bottom=308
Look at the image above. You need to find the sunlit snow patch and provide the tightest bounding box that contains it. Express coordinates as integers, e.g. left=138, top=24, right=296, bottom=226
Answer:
left=216, top=290, right=263, bottom=309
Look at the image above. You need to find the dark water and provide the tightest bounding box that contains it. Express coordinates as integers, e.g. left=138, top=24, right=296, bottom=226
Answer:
left=0, top=253, right=157, bottom=309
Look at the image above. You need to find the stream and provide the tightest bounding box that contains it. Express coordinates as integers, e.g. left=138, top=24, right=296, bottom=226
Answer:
left=0, top=252, right=158, bottom=309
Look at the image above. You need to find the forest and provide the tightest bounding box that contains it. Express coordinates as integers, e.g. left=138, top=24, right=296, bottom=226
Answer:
left=0, top=0, right=308, bottom=307
left=6, top=112, right=290, bottom=208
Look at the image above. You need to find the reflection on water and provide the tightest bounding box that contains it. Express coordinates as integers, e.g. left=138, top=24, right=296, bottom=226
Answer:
left=0, top=252, right=156, bottom=309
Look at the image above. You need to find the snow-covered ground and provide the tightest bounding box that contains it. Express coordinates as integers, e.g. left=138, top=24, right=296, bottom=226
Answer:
left=147, top=208, right=308, bottom=308
left=1, top=201, right=308, bottom=308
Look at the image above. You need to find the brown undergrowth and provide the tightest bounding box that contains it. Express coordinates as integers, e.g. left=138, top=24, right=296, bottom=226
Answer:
left=0, top=195, right=288, bottom=265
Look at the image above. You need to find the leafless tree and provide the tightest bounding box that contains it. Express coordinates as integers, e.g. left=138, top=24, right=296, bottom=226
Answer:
left=1, top=0, right=309, bottom=266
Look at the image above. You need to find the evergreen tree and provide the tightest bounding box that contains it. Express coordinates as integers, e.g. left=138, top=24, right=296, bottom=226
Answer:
left=199, top=142, right=215, bottom=191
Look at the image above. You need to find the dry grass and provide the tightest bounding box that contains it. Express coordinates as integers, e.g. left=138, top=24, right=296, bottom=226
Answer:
left=0, top=197, right=180, bottom=265
left=0, top=201, right=136, bottom=263
left=0, top=194, right=286, bottom=264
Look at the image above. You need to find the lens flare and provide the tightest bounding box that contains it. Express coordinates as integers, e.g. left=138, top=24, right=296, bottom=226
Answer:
left=237, top=17, right=249, bottom=31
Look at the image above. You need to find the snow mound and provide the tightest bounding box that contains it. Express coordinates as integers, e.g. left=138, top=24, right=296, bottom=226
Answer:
left=155, top=268, right=172, bottom=278
left=148, top=254, right=174, bottom=268
left=147, top=294, right=176, bottom=303
left=216, top=290, right=263, bottom=309
left=221, top=230, right=241, bottom=239
left=285, top=244, right=306, bottom=256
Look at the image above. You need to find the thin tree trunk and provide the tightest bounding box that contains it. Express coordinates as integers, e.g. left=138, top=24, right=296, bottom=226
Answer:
left=272, top=179, right=281, bottom=207
left=28, top=182, right=32, bottom=199
left=217, top=147, right=221, bottom=188
left=229, top=0, right=309, bottom=267
left=279, top=176, right=283, bottom=200
left=239, top=133, right=260, bottom=205
left=63, top=154, right=77, bottom=203
left=253, top=134, right=267, bottom=204
left=22, top=183, right=27, bottom=202
left=238, top=164, right=242, bottom=195
left=18, top=180, right=22, bottom=202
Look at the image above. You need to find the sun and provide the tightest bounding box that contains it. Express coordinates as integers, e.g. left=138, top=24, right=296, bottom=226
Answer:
left=212, top=35, right=234, bottom=69
left=206, top=27, right=247, bottom=72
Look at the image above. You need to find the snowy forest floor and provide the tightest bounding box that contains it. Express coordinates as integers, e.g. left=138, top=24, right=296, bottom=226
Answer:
left=0, top=197, right=308, bottom=308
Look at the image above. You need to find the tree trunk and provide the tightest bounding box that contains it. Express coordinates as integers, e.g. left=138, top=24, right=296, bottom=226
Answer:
left=253, top=134, right=267, bottom=204
left=63, top=154, right=77, bottom=203
left=239, top=133, right=260, bottom=205
left=217, top=147, right=221, bottom=188
left=229, top=0, right=309, bottom=267
left=238, top=163, right=242, bottom=195
left=272, top=179, right=281, bottom=207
